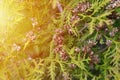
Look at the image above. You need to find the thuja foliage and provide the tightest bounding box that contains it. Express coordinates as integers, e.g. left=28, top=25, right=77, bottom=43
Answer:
left=0, top=0, right=120, bottom=80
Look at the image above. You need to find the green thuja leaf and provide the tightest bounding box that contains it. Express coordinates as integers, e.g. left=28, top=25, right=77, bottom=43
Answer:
left=48, top=62, right=56, bottom=80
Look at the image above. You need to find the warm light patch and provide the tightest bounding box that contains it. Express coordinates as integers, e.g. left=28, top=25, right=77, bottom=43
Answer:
left=0, top=0, right=24, bottom=33
left=0, top=1, right=9, bottom=28
left=0, top=7, right=11, bottom=28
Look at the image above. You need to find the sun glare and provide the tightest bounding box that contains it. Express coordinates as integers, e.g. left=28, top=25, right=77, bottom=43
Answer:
left=0, top=0, right=24, bottom=34
left=0, top=8, right=8, bottom=27
left=0, top=1, right=8, bottom=27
